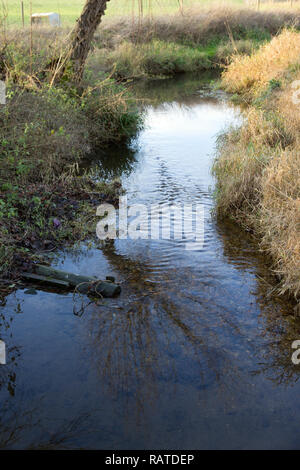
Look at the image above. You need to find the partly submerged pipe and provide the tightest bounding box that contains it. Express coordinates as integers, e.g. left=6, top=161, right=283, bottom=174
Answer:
left=21, top=264, right=121, bottom=298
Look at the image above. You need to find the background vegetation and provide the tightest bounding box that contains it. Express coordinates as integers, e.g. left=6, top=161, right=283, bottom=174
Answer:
left=3, top=0, right=300, bottom=28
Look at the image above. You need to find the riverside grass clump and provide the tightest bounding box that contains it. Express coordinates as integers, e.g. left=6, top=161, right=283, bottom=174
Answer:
left=213, top=30, right=300, bottom=302
left=98, top=40, right=213, bottom=79
left=222, top=30, right=300, bottom=100
left=0, top=30, right=141, bottom=278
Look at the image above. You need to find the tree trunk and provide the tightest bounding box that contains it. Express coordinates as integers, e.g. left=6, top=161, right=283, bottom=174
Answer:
left=69, top=0, right=110, bottom=81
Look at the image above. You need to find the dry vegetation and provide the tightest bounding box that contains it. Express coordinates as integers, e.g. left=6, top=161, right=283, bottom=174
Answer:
left=99, top=6, right=300, bottom=45
left=213, top=30, right=300, bottom=302
left=222, top=29, right=300, bottom=98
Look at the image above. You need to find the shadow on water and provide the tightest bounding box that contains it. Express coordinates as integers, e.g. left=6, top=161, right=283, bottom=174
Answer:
left=1, top=73, right=300, bottom=449
left=217, top=219, right=300, bottom=384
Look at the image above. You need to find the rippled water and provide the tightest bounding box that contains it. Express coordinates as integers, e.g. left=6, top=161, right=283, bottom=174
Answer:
left=0, top=75, right=299, bottom=450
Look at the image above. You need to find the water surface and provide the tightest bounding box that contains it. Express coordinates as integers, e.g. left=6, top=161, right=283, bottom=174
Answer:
left=0, top=75, right=299, bottom=450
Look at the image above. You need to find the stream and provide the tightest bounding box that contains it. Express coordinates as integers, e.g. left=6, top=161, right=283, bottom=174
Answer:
left=0, top=74, right=300, bottom=450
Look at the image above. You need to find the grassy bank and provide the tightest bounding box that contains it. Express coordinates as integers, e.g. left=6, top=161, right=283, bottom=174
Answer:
left=213, top=30, right=300, bottom=302
left=0, top=29, right=141, bottom=279
left=89, top=7, right=300, bottom=79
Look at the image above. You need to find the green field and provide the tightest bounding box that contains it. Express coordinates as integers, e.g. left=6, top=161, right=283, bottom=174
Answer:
left=2, top=0, right=243, bottom=27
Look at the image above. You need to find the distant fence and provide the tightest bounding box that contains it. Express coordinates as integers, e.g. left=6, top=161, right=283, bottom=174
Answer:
left=1, top=0, right=300, bottom=28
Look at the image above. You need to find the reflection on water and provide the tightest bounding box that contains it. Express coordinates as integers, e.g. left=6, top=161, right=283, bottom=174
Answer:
left=1, top=74, right=300, bottom=450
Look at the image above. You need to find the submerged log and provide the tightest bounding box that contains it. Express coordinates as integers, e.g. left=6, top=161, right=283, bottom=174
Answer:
left=21, top=264, right=121, bottom=298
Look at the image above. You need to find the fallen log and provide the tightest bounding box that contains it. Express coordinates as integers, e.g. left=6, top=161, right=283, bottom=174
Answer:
left=21, top=264, right=121, bottom=298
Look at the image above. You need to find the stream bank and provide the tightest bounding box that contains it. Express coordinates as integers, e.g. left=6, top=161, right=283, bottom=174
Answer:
left=0, top=74, right=299, bottom=450
left=214, top=30, right=300, bottom=303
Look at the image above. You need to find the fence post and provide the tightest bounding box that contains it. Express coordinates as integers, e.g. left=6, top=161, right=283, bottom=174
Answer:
left=179, top=0, right=184, bottom=15
left=21, top=1, right=25, bottom=27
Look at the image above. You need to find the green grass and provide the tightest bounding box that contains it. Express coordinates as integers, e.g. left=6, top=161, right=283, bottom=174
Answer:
left=2, top=0, right=243, bottom=27
left=102, top=40, right=217, bottom=79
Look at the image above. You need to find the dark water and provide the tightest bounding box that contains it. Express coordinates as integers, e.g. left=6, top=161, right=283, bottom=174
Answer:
left=1, top=75, right=300, bottom=450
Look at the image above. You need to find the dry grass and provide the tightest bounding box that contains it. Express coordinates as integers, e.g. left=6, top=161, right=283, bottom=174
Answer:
left=261, top=147, right=300, bottom=299
left=222, top=29, right=300, bottom=98
left=98, top=6, right=300, bottom=46
left=214, top=31, right=300, bottom=302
